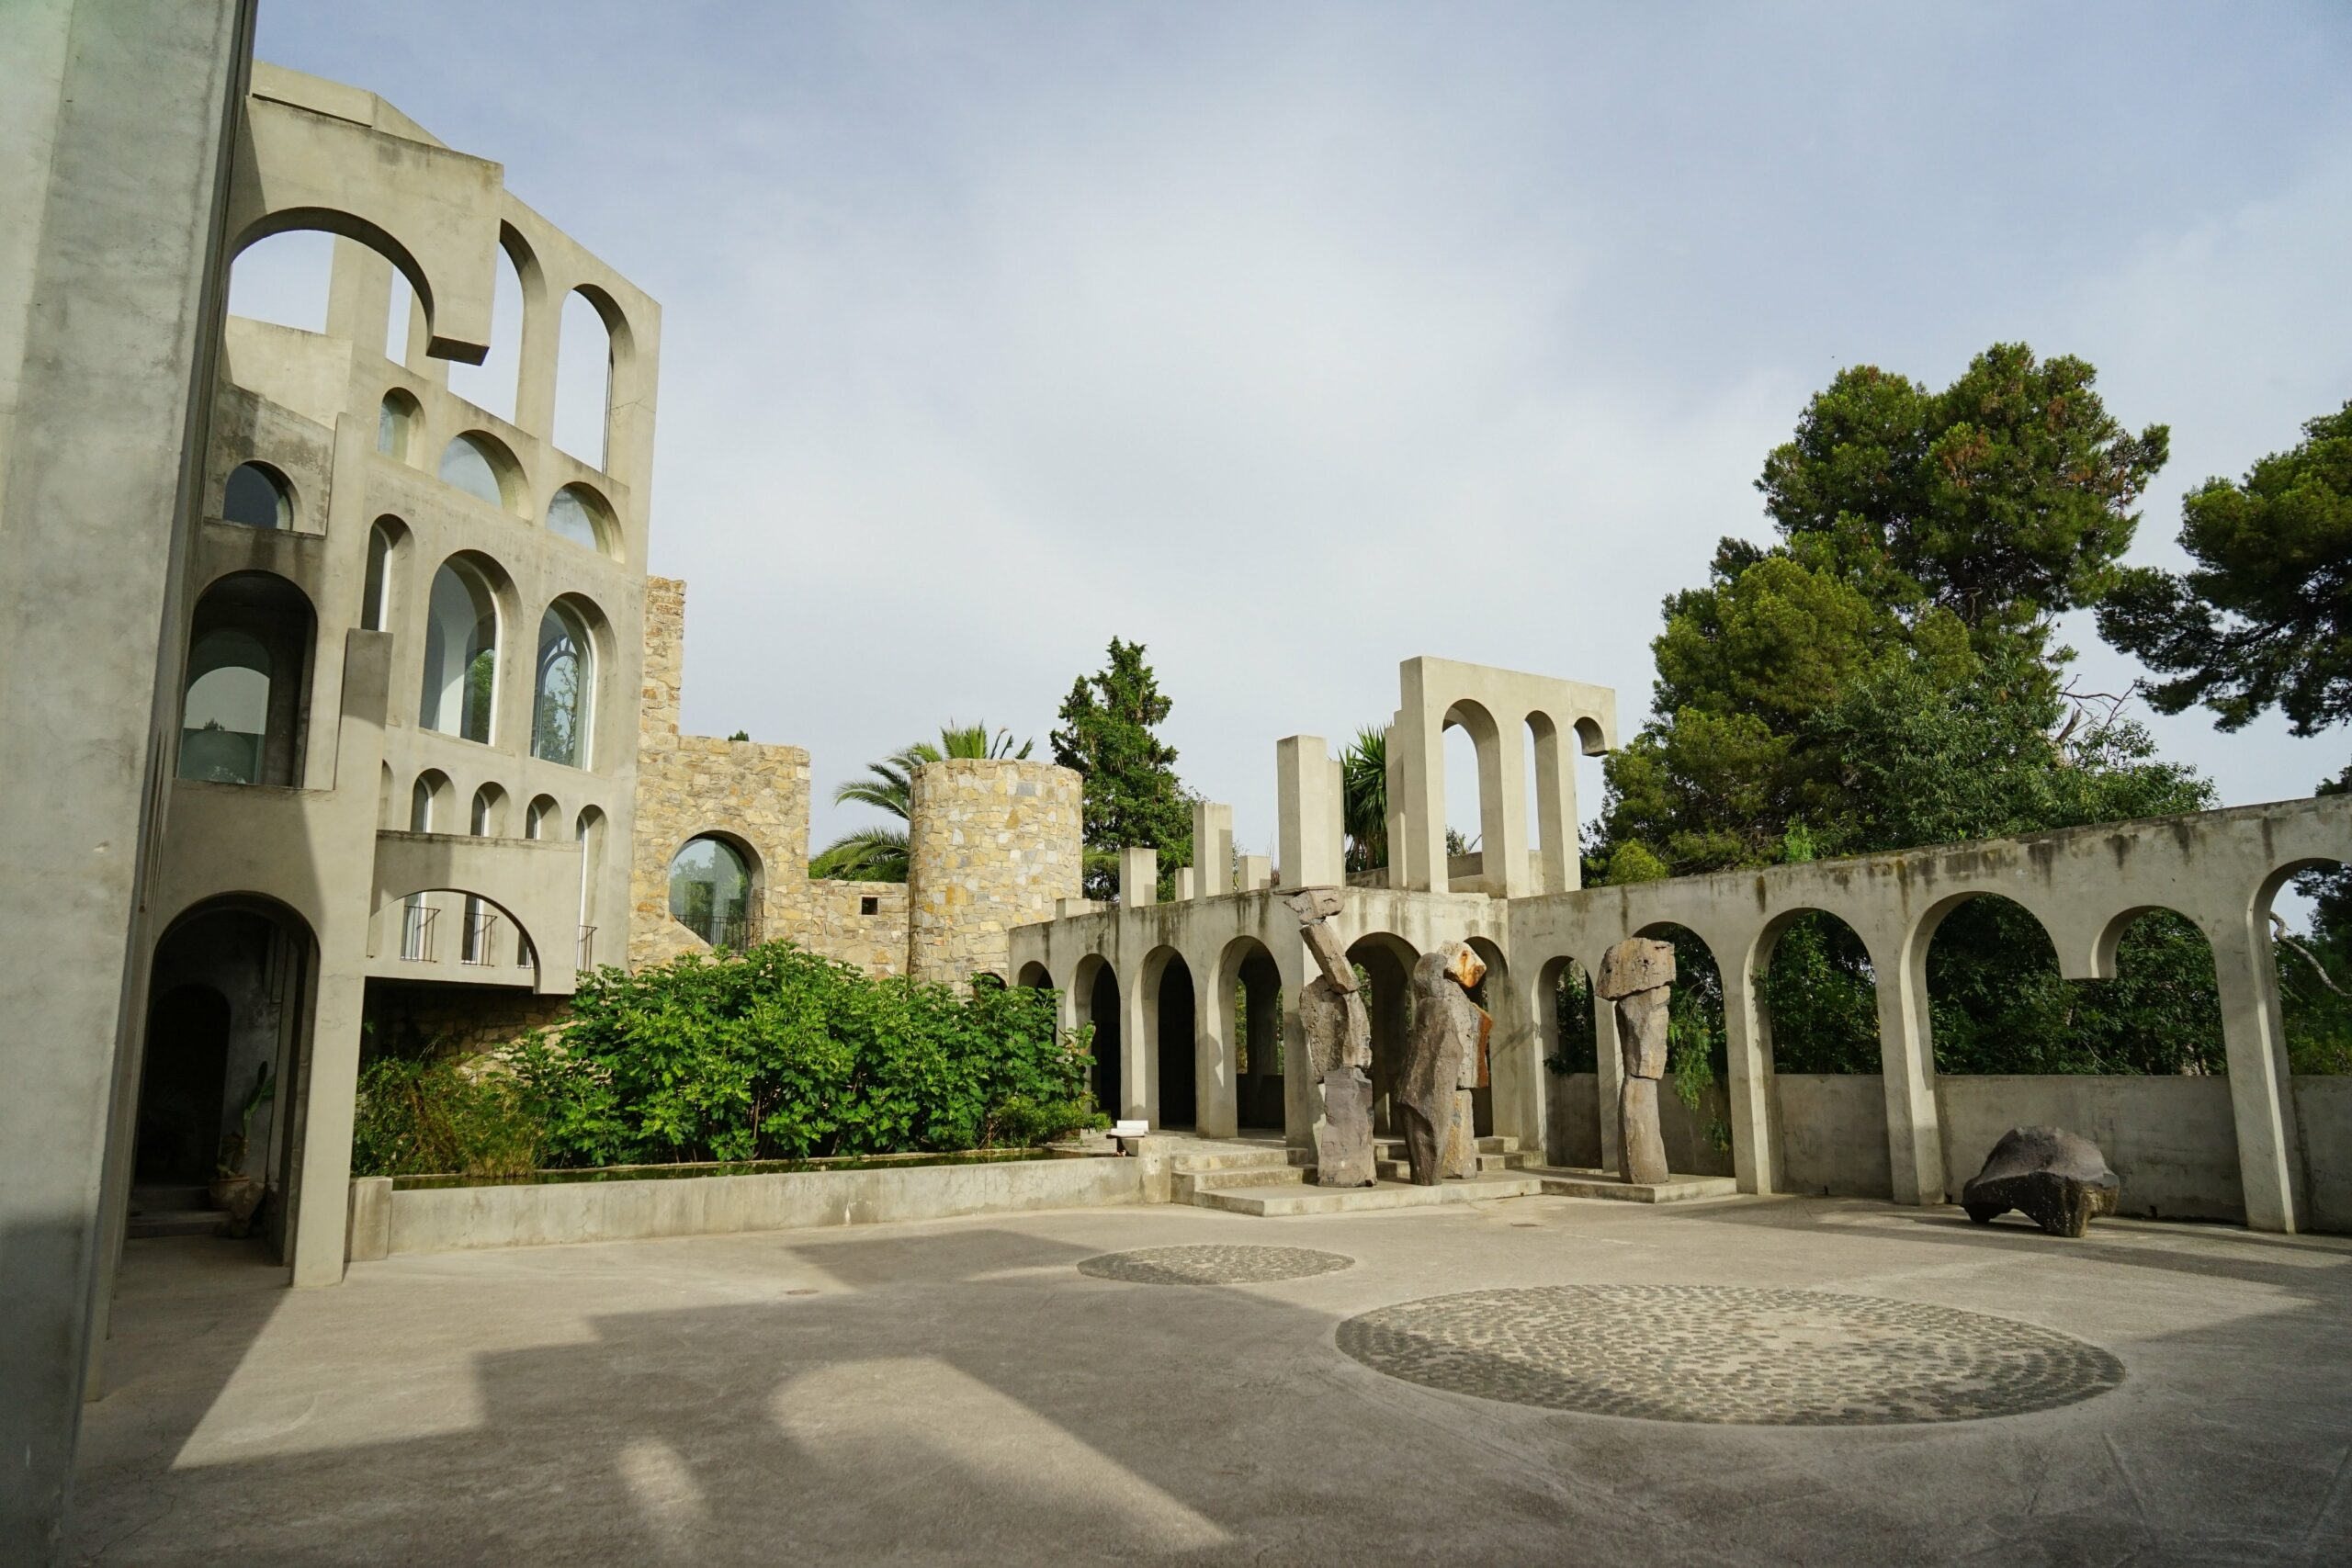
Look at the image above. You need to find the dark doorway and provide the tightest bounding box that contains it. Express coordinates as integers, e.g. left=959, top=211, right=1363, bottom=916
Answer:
left=1348, top=937, right=1416, bottom=1135
left=1087, top=964, right=1122, bottom=1118
left=1236, top=947, right=1284, bottom=1130
left=1156, top=955, right=1196, bottom=1129
left=134, top=983, right=232, bottom=1184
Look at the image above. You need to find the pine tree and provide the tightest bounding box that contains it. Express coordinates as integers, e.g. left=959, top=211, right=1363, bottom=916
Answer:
left=1050, top=639, right=1193, bottom=900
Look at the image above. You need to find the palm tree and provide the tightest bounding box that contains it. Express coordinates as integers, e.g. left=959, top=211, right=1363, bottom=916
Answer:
left=1341, top=726, right=1388, bottom=874
left=810, top=721, right=1034, bottom=881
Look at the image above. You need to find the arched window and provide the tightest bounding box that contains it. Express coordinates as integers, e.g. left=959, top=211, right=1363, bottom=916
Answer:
left=361, top=519, right=399, bottom=632
left=420, top=558, right=498, bottom=741
left=545, top=484, right=610, bottom=554
left=668, top=836, right=754, bottom=949
left=526, top=795, right=557, bottom=840
left=438, top=433, right=514, bottom=511
left=221, top=462, right=291, bottom=529
left=532, top=600, right=594, bottom=767
left=179, top=630, right=272, bottom=784
left=553, top=288, right=614, bottom=467
left=377, top=390, right=420, bottom=462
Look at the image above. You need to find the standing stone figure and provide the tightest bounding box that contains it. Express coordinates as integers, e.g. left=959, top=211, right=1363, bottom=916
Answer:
left=1286, top=887, right=1376, bottom=1187
left=1597, top=937, right=1675, bottom=1187
left=1397, top=943, right=1490, bottom=1186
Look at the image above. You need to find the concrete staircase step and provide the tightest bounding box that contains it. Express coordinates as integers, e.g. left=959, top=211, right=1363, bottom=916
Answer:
left=1190, top=1172, right=1544, bottom=1217
left=1532, top=1168, right=1739, bottom=1204
left=1372, top=1151, right=1531, bottom=1181
left=127, top=1210, right=224, bottom=1239
left=1171, top=1165, right=1307, bottom=1202
left=1371, top=1134, right=1520, bottom=1157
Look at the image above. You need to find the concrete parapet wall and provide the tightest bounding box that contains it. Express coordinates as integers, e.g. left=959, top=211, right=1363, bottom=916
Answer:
left=906, top=758, right=1081, bottom=986
left=377, top=1155, right=1142, bottom=1255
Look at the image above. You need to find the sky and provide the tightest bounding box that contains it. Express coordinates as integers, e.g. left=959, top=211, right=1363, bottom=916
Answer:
left=234, top=1, right=2352, bottom=871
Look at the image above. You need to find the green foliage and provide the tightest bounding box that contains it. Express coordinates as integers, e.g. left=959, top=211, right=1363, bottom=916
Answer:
left=352, top=1055, right=543, bottom=1179
left=1666, top=987, right=1731, bottom=1153
left=727, top=729, right=751, bottom=742
left=510, top=943, right=1101, bottom=1167
left=1341, top=727, right=1388, bottom=873
left=2099, top=401, right=2352, bottom=737
left=1051, top=638, right=1193, bottom=899
left=813, top=720, right=1036, bottom=881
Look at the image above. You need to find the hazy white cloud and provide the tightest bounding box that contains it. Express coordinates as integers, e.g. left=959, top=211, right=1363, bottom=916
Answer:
left=246, top=1, right=2352, bottom=861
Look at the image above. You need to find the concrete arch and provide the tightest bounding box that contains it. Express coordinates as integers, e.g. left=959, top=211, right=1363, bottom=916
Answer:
left=372, top=885, right=541, bottom=982
left=1210, top=934, right=1283, bottom=1134
left=1138, top=944, right=1194, bottom=1129
left=1346, top=931, right=1420, bottom=1135
left=1016, top=960, right=1053, bottom=988
left=1070, top=953, right=1121, bottom=1119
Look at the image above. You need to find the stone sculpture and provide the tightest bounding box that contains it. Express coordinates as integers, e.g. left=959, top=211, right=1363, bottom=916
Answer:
left=1397, top=942, right=1490, bottom=1185
left=1286, top=887, right=1376, bottom=1187
left=1596, top=937, right=1675, bottom=1187
left=1962, top=1126, right=2120, bottom=1237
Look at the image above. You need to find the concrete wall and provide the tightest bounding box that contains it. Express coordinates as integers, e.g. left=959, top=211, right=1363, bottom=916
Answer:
left=373, top=1156, right=1142, bottom=1255
left=1776, top=1075, right=1893, bottom=1198
left=1939, top=1075, right=2244, bottom=1223
left=2294, top=1077, right=2352, bottom=1234
left=0, top=4, right=252, bottom=1559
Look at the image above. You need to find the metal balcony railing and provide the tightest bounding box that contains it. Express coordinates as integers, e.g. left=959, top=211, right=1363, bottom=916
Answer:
left=400, top=900, right=437, bottom=962
left=577, top=924, right=597, bottom=970
left=461, top=905, right=502, bottom=965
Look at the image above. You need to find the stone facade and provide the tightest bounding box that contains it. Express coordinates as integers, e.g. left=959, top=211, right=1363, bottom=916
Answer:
left=906, top=759, right=1083, bottom=986
left=628, top=579, right=1039, bottom=983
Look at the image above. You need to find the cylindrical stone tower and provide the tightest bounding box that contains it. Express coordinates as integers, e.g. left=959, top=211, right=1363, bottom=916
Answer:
left=905, top=759, right=1083, bottom=987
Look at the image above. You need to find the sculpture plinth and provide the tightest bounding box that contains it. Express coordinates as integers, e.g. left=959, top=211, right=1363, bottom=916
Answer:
left=1288, top=888, right=1375, bottom=1187
left=1597, top=937, right=1675, bottom=1188
left=1397, top=942, right=1490, bottom=1185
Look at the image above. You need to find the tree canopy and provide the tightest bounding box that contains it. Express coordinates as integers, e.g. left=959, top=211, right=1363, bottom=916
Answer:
left=811, top=721, right=1035, bottom=882
left=1050, top=639, right=1193, bottom=900
left=2098, top=400, right=2352, bottom=737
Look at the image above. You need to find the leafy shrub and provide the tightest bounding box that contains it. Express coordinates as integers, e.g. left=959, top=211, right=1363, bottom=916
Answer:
left=508, top=943, right=1101, bottom=1168
left=352, top=1055, right=543, bottom=1178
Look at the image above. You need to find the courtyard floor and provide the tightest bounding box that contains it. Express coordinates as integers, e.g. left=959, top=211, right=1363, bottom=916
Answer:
left=68, top=1190, right=2352, bottom=1566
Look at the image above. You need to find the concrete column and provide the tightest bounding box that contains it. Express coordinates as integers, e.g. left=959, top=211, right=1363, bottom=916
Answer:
left=1192, top=801, right=1230, bottom=899
left=1529, top=720, right=1578, bottom=895
left=2211, top=919, right=2305, bottom=1232
left=1719, top=943, right=1781, bottom=1195
left=1879, top=938, right=1946, bottom=1205
left=1119, top=846, right=1157, bottom=908
left=1173, top=867, right=1195, bottom=900
left=1237, top=853, right=1271, bottom=892
left=1275, top=736, right=1341, bottom=887
left=1384, top=716, right=1408, bottom=890
left=1490, top=963, right=1547, bottom=1156
left=1195, top=948, right=1237, bottom=1138
left=1472, top=716, right=1532, bottom=897
left=1279, top=963, right=1315, bottom=1153
left=1327, top=753, right=1347, bottom=883
left=0, top=5, right=250, bottom=1559
left=1396, top=665, right=1448, bottom=892
left=1120, top=958, right=1152, bottom=1124
left=1594, top=979, right=1623, bottom=1176
left=512, top=261, right=560, bottom=442
left=325, top=236, right=393, bottom=355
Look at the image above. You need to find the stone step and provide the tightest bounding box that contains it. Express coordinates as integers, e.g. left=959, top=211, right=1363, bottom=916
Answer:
left=1166, top=1147, right=1301, bottom=1176
left=1190, top=1172, right=1544, bottom=1217
left=127, top=1210, right=225, bottom=1240
left=1532, top=1168, right=1739, bottom=1204
left=1170, top=1164, right=1307, bottom=1202
left=1371, top=1134, right=1520, bottom=1156
left=1372, top=1150, right=1532, bottom=1181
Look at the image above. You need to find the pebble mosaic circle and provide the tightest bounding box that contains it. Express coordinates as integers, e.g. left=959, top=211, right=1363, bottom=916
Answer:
left=1335, top=1285, right=2122, bottom=1425
left=1078, top=1245, right=1356, bottom=1286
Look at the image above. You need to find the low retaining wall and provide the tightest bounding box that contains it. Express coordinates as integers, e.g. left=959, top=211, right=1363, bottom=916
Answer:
left=350, top=1155, right=1143, bottom=1259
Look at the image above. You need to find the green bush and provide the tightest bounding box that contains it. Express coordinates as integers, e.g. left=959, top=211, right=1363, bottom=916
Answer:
left=506, top=942, right=1102, bottom=1168
left=352, top=1055, right=543, bottom=1178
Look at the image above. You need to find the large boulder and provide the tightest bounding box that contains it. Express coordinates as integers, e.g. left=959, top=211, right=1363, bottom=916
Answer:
left=1962, top=1126, right=2120, bottom=1238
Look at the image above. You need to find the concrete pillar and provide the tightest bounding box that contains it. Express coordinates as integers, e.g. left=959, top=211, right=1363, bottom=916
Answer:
left=1490, top=962, right=1546, bottom=1156
left=1120, top=958, right=1152, bottom=1124
left=1384, top=716, right=1408, bottom=890
left=512, top=255, right=560, bottom=442
left=1119, top=846, right=1157, bottom=908
left=1195, top=948, right=1237, bottom=1138
left=325, top=236, right=393, bottom=355
left=2211, top=920, right=2305, bottom=1232
left=1173, top=867, right=1195, bottom=900
left=1470, top=713, right=1533, bottom=898
left=1237, top=853, right=1272, bottom=892
left=0, top=5, right=251, bottom=1559
left=1278, top=947, right=1314, bottom=1153
left=1192, top=801, right=1230, bottom=899
left=1529, top=719, right=1579, bottom=895
left=1276, top=736, right=1341, bottom=887
left=1879, top=939, right=1946, bottom=1206
left=1594, top=978, right=1623, bottom=1176
left=1327, top=753, right=1347, bottom=883
left=1719, top=944, right=1781, bottom=1195
left=1396, top=665, right=1446, bottom=892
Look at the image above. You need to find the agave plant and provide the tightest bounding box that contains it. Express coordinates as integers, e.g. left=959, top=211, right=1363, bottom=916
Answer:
left=812, top=721, right=1035, bottom=882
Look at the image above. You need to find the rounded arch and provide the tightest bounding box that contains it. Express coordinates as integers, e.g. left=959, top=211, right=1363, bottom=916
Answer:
left=531, top=595, right=599, bottom=768
left=178, top=570, right=315, bottom=787
left=545, top=482, right=616, bottom=558
left=1347, top=931, right=1421, bottom=1135
left=525, top=794, right=560, bottom=840
left=377, top=389, right=422, bottom=464
left=361, top=514, right=407, bottom=633
left=1140, top=944, right=1196, bottom=1130
left=408, top=769, right=454, bottom=831
left=1533, top=952, right=1600, bottom=1166
left=419, top=553, right=504, bottom=741
left=1070, top=952, right=1121, bottom=1118
left=469, top=782, right=508, bottom=837
left=223, top=226, right=333, bottom=333
left=1749, top=906, right=1883, bottom=1076
left=220, top=461, right=293, bottom=530
left=379, top=885, right=539, bottom=978
left=438, top=430, right=524, bottom=513
left=667, top=831, right=761, bottom=949
left=229, top=208, right=439, bottom=337
left=1626, top=919, right=1735, bottom=1177
left=2260, top=855, right=2352, bottom=1077
left=1016, top=960, right=1053, bottom=989
left=574, top=805, right=608, bottom=943
left=553, top=288, right=616, bottom=467
left=1214, top=935, right=1285, bottom=1131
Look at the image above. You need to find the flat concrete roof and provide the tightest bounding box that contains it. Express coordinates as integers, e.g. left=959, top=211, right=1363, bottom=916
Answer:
left=73, top=1194, right=2352, bottom=1563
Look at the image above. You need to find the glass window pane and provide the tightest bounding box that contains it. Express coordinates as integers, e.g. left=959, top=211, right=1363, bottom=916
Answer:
left=437, top=434, right=506, bottom=508
left=222, top=464, right=288, bottom=529
left=667, top=837, right=752, bottom=947
left=546, top=487, right=602, bottom=551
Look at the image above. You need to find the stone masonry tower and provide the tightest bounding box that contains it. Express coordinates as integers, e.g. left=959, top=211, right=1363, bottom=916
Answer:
left=906, top=759, right=1083, bottom=986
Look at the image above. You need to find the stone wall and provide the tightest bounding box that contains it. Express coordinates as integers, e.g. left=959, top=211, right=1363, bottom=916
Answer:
left=906, top=759, right=1083, bottom=987
left=627, top=577, right=919, bottom=978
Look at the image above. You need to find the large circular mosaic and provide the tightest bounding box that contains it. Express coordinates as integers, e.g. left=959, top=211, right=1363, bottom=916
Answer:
left=1335, top=1285, right=2123, bottom=1425
left=1078, top=1245, right=1355, bottom=1286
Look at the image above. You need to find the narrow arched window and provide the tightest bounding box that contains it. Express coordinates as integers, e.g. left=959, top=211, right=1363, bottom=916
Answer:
left=437, top=433, right=513, bottom=510
left=222, top=463, right=290, bottom=529
left=531, top=601, right=594, bottom=767
left=419, top=559, right=497, bottom=742
left=409, top=777, right=434, bottom=831
left=668, top=836, right=753, bottom=949
left=545, top=485, right=608, bottom=554
left=179, top=630, right=272, bottom=784
left=361, top=520, right=395, bottom=631
left=377, top=391, right=419, bottom=462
